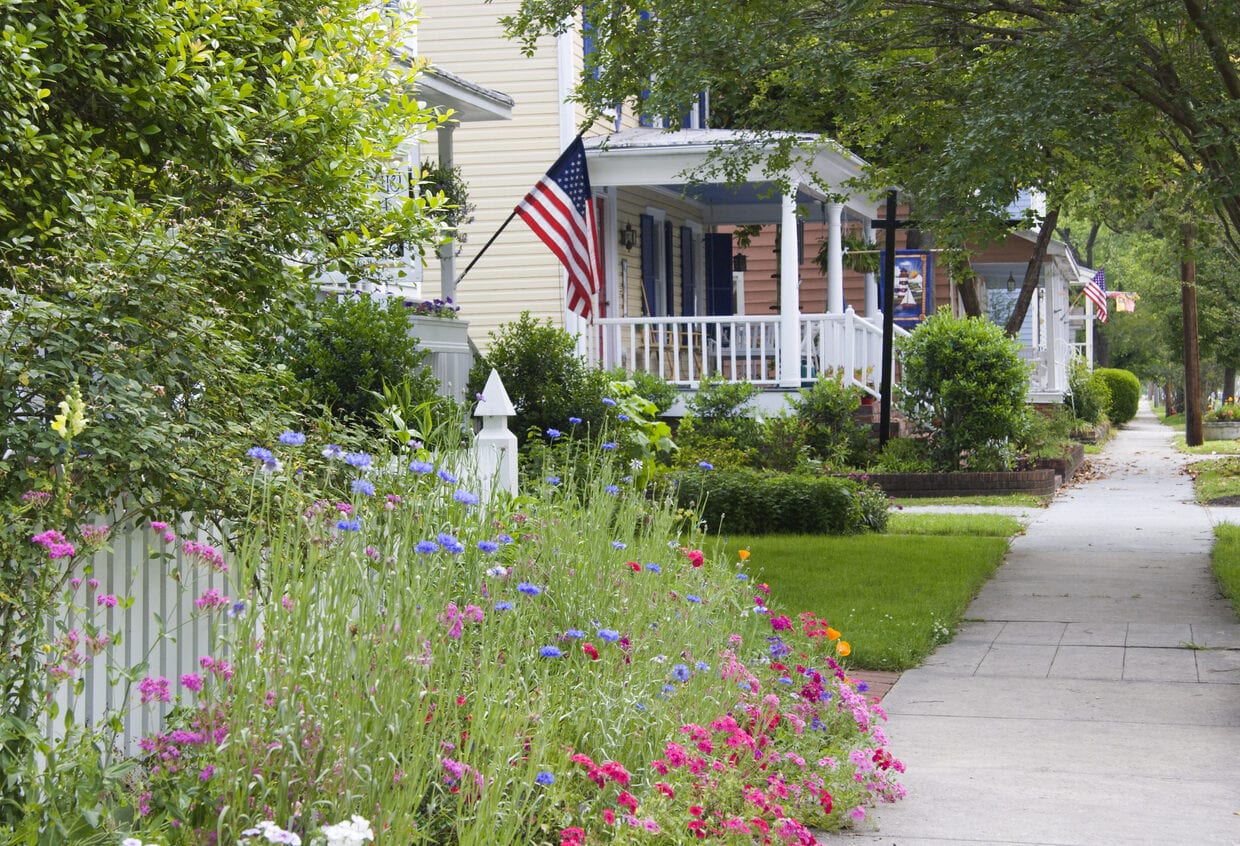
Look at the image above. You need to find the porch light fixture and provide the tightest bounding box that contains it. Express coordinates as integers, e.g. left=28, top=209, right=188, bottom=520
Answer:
left=1006, top=271, right=1016, bottom=291
left=621, top=222, right=636, bottom=251
left=732, top=253, right=748, bottom=272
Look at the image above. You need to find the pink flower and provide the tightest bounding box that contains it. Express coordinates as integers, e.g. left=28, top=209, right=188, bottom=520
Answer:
left=601, top=760, right=631, bottom=786
left=87, top=578, right=99, bottom=589
left=137, top=675, right=171, bottom=704
left=616, top=790, right=638, bottom=812
left=96, top=594, right=118, bottom=608
left=70, top=578, right=82, bottom=589
left=770, top=615, right=793, bottom=631
left=602, top=809, right=615, bottom=825
left=179, top=673, right=203, bottom=692
left=850, top=806, right=866, bottom=822
left=685, top=549, right=704, bottom=568
left=150, top=521, right=168, bottom=532
left=199, top=765, right=214, bottom=781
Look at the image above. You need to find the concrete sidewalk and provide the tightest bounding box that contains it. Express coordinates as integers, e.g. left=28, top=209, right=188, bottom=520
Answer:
left=823, top=403, right=1240, bottom=845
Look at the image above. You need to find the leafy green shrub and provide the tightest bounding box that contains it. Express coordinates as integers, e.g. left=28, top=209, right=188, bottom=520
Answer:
left=788, top=377, right=874, bottom=468
left=684, top=377, right=761, bottom=449
left=467, top=312, right=610, bottom=444
left=671, top=468, right=889, bottom=535
left=755, top=413, right=811, bottom=473
left=671, top=416, right=758, bottom=471
left=1018, top=406, right=1076, bottom=460
left=1064, top=358, right=1111, bottom=425
left=873, top=438, right=934, bottom=473
left=282, top=292, right=436, bottom=427
left=608, top=367, right=679, bottom=415
left=1093, top=367, right=1141, bottom=425
left=896, top=310, right=1031, bottom=471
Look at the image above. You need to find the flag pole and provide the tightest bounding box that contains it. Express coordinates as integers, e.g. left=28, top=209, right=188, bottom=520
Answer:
left=454, top=208, right=518, bottom=288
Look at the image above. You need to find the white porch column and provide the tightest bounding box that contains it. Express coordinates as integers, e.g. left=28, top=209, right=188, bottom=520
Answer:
left=437, top=123, right=457, bottom=303
left=863, top=222, right=879, bottom=318
left=1044, top=272, right=1060, bottom=392
left=778, top=190, right=801, bottom=387
left=826, top=202, right=844, bottom=314
left=1085, top=299, right=1095, bottom=367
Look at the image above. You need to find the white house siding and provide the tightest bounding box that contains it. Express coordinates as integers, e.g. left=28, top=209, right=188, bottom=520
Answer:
left=417, top=0, right=589, bottom=350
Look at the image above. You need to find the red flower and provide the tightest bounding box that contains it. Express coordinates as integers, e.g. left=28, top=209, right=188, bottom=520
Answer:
left=617, top=790, right=638, bottom=812
left=601, top=760, right=631, bottom=786
left=689, top=805, right=705, bottom=818
left=627, top=560, right=641, bottom=572
left=582, top=642, right=599, bottom=660
left=655, top=781, right=675, bottom=798
left=602, top=808, right=615, bottom=825
left=685, top=549, right=705, bottom=567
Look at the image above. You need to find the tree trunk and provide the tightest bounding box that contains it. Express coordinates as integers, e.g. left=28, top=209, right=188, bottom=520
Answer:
left=1224, top=366, right=1236, bottom=402
left=1003, top=206, right=1061, bottom=337
left=1165, top=380, right=1177, bottom=416
left=1182, top=223, right=1203, bottom=446
left=957, top=275, right=983, bottom=317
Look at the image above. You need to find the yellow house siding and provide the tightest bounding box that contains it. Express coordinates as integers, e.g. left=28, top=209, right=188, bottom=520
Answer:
left=614, top=188, right=707, bottom=318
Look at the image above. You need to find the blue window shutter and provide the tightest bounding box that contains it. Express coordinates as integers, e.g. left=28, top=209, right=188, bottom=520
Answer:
left=640, top=214, right=656, bottom=316
left=664, top=220, right=675, bottom=315
left=704, top=233, right=733, bottom=315
left=680, top=226, right=695, bottom=316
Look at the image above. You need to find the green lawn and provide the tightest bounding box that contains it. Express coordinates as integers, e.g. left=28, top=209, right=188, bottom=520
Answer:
left=1188, top=457, right=1240, bottom=503
left=1173, top=435, right=1240, bottom=456
left=722, top=513, right=1020, bottom=671
left=891, top=493, right=1048, bottom=508
left=1211, top=525, right=1240, bottom=620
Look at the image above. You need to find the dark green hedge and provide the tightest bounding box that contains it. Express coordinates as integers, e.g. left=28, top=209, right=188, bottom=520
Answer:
left=1093, top=368, right=1141, bottom=425
left=671, top=468, right=889, bottom=535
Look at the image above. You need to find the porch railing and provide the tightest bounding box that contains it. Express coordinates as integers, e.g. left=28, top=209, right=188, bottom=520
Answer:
left=589, top=308, right=908, bottom=397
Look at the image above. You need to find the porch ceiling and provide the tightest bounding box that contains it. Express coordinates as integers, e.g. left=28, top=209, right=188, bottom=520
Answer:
left=584, top=128, right=877, bottom=222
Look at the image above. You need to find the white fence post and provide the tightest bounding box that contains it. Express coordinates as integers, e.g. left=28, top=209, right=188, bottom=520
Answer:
left=472, top=369, right=518, bottom=500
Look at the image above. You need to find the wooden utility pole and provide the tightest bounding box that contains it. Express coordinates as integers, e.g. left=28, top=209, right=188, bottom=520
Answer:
left=1182, top=223, right=1203, bottom=446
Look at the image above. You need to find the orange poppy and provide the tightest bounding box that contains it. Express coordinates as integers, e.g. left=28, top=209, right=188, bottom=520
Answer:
left=738, top=549, right=750, bottom=561
left=836, top=641, right=851, bottom=657
left=826, top=627, right=841, bottom=641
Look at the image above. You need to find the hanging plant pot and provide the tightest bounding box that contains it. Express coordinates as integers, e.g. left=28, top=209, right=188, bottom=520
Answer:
left=816, top=231, right=880, bottom=276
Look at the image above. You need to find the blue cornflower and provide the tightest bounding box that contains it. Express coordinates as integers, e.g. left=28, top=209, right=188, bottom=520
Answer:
left=546, top=476, right=561, bottom=486
left=597, top=628, right=620, bottom=643
left=351, top=479, right=375, bottom=496
left=605, top=484, right=620, bottom=495
left=736, top=573, right=749, bottom=580
left=856, top=681, right=870, bottom=693
left=322, top=444, right=343, bottom=460
left=546, top=428, right=561, bottom=439
left=494, top=601, right=513, bottom=611
left=477, top=540, right=500, bottom=553
left=671, top=663, right=691, bottom=682
left=564, top=629, right=585, bottom=639
left=661, top=684, right=675, bottom=695
left=602, top=398, right=617, bottom=407
left=634, top=702, right=647, bottom=712
left=409, top=460, right=434, bottom=474
left=611, top=540, right=626, bottom=550
left=768, top=636, right=791, bottom=659
left=415, top=540, right=439, bottom=554
left=698, top=461, right=714, bottom=470
left=277, top=430, right=306, bottom=446
left=454, top=490, right=480, bottom=506
left=601, top=442, right=616, bottom=450
left=646, top=563, right=661, bottom=574
left=485, top=565, right=509, bottom=578
left=247, top=446, right=274, bottom=462
left=695, top=661, right=711, bottom=672
left=437, top=532, right=464, bottom=554
left=778, top=676, right=794, bottom=685
left=618, top=414, right=630, bottom=422
left=568, top=416, right=582, bottom=425
left=535, top=771, right=555, bottom=786
left=437, top=468, right=458, bottom=484
left=686, top=594, right=702, bottom=603
left=344, top=452, right=372, bottom=469
left=260, top=457, right=282, bottom=474
left=517, top=582, right=542, bottom=596
left=228, top=600, right=247, bottom=619
left=539, top=646, right=563, bottom=658
left=336, top=518, right=361, bottom=531
left=497, top=534, right=514, bottom=544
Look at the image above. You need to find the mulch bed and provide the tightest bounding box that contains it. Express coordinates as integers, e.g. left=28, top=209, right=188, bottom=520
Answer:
left=1206, top=495, right=1240, bottom=507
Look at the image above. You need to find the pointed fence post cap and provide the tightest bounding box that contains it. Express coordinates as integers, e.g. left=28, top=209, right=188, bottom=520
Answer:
left=473, top=368, right=516, bottom=418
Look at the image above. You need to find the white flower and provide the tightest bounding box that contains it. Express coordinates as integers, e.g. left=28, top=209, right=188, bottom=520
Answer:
left=321, top=815, right=374, bottom=846
left=122, top=839, right=144, bottom=846
left=240, top=821, right=302, bottom=846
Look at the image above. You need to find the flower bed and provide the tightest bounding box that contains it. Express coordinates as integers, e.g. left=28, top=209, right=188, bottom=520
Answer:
left=16, top=411, right=905, bottom=845
left=862, top=468, right=1058, bottom=498
left=1203, top=421, right=1240, bottom=441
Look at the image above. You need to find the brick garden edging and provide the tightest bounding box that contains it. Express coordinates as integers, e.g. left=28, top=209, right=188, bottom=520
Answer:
left=863, top=468, right=1058, bottom=498
left=1034, top=442, right=1086, bottom=483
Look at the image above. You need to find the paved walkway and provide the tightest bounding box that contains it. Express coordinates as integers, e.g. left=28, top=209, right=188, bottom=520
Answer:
left=823, top=402, right=1240, bottom=845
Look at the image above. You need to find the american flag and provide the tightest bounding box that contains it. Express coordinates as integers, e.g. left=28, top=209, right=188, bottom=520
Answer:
left=1083, top=267, right=1107, bottom=323
left=516, top=136, right=600, bottom=320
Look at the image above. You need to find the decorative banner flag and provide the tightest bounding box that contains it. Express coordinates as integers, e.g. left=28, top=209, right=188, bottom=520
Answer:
left=516, top=136, right=601, bottom=320
left=1111, top=291, right=1137, bottom=313
left=1083, top=267, right=1107, bottom=323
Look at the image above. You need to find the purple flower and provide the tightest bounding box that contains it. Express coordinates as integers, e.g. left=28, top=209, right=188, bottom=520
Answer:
left=228, top=600, right=247, bottom=619
left=454, top=490, right=480, bottom=505
left=409, top=460, right=434, bottom=474
left=416, top=540, right=439, bottom=554
left=96, top=594, right=118, bottom=608
left=546, top=476, right=561, bottom=486
left=437, top=468, right=458, bottom=484
left=539, top=646, right=563, bottom=658
left=535, top=770, right=555, bottom=785
left=351, top=479, right=376, bottom=496
left=686, top=594, right=702, bottom=603
left=344, top=452, right=372, bottom=469
left=137, top=675, right=171, bottom=704
left=277, top=430, right=306, bottom=446
left=180, top=673, right=204, bottom=692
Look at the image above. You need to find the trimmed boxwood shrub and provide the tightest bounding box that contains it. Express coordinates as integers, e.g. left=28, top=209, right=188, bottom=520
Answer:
left=1093, top=367, right=1141, bottom=425
left=671, top=468, right=889, bottom=535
